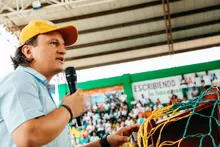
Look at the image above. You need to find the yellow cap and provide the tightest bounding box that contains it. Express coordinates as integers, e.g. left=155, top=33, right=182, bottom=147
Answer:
left=19, top=20, right=78, bottom=46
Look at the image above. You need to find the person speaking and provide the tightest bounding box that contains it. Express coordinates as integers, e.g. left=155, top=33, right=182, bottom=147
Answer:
left=0, top=20, right=139, bottom=147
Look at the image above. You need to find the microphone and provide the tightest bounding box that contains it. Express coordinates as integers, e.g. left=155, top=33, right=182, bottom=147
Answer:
left=65, top=66, right=82, bottom=126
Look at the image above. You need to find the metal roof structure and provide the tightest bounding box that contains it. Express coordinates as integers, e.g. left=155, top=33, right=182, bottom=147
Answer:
left=0, top=0, right=220, bottom=70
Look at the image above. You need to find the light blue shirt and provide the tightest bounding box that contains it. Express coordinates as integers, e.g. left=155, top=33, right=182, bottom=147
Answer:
left=0, top=66, right=73, bottom=147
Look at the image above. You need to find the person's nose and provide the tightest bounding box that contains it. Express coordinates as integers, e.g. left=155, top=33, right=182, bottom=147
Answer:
left=58, top=45, right=66, bottom=55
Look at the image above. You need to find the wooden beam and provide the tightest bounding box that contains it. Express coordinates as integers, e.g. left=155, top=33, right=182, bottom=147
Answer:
left=162, top=0, right=174, bottom=55
left=17, top=0, right=182, bottom=29
left=66, top=19, right=220, bottom=51
left=65, top=30, right=220, bottom=61
left=78, top=4, right=220, bottom=35
left=74, top=42, right=220, bottom=70
left=15, top=2, right=220, bottom=34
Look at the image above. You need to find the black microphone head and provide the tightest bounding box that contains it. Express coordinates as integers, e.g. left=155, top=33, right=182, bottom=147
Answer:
left=65, top=66, right=77, bottom=82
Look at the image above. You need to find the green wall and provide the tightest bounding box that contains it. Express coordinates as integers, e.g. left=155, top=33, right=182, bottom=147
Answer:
left=58, top=73, right=134, bottom=108
left=58, top=60, right=220, bottom=109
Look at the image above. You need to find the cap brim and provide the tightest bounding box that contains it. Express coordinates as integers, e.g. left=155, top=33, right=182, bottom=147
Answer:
left=52, top=25, right=78, bottom=47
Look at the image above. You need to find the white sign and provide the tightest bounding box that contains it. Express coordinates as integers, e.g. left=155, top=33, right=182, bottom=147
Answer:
left=132, top=69, right=220, bottom=104
left=132, top=76, right=183, bottom=103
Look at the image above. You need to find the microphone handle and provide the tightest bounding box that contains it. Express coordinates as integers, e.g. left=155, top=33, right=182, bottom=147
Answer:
left=76, top=116, right=82, bottom=126
left=69, top=82, right=82, bottom=126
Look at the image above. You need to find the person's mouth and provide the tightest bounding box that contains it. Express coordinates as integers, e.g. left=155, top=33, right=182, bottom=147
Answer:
left=56, top=57, right=65, bottom=63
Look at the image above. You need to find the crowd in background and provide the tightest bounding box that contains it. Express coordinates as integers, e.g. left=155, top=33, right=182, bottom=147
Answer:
left=70, top=92, right=134, bottom=146
left=69, top=71, right=218, bottom=146
left=69, top=89, right=200, bottom=146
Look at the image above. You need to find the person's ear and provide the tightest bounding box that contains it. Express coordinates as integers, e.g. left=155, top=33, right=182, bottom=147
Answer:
left=21, top=45, right=34, bottom=60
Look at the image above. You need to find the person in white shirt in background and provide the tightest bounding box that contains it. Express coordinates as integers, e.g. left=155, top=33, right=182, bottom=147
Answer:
left=104, top=113, right=110, bottom=120
left=125, top=116, right=133, bottom=126
left=86, top=121, right=95, bottom=136
left=140, top=94, right=147, bottom=106
left=100, top=113, right=106, bottom=123
left=103, top=101, right=110, bottom=113
left=82, top=112, right=90, bottom=127
left=202, top=71, right=212, bottom=89
left=113, top=108, right=121, bottom=121
left=89, top=131, right=99, bottom=143
left=96, top=122, right=105, bottom=137
left=190, top=86, right=200, bottom=98
left=137, top=103, right=145, bottom=113
left=92, top=102, right=99, bottom=112
left=136, top=101, right=141, bottom=108
left=87, top=110, right=93, bottom=118
left=119, top=92, right=127, bottom=103
left=129, top=109, right=137, bottom=119
left=105, top=120, right=112, bottom=133
left=93, top=113, right=100, bottom=125
left=121, top=106, right=128, bottom=117
left=144, top=105, right=152, bottom=112
left=180, top=74, right=188, bottom=88
left=109, top=95, right=114, bottom=100
left=110, top=99, right=116, bottom=110
left=180, top=74, right=188, bottom=98
left=194, top=73, right=202, bottom=86
left=133, top=104, right=140, bottom=117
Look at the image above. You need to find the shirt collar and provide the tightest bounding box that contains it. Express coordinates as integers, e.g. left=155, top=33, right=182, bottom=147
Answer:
left=16, top=66, right=49, bottom=86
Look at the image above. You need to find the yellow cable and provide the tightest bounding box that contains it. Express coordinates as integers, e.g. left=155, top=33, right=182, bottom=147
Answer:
left=158, top=139, right=183, bottom=147
left=138, top=105, right=192, bottom=147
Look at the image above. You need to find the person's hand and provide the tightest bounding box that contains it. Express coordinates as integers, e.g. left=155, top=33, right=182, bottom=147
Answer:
left=62, top=89, right=86, bottom=117
left=107, top=124, right=140, bottom=147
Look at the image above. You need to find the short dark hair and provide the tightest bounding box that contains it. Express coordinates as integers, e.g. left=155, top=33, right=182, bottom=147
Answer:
left=11, top=35, right=38, bottom=70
